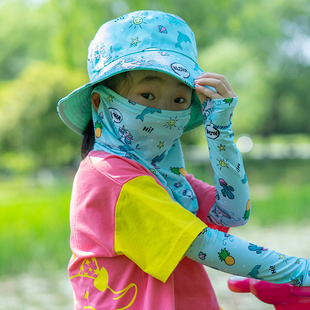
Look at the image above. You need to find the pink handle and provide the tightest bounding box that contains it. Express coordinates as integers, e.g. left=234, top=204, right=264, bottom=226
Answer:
left=228, top=277, right=310, bottom=310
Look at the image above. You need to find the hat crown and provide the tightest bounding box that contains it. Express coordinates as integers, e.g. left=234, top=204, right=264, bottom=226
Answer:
left=87, top=10, right=198, bottom=82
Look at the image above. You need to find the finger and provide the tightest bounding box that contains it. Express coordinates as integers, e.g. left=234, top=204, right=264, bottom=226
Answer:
left=195, top=83, right=223, bottom=101
left=196, top=72, right=234, bottom=93
left=195, top=78, right=230, bottom=98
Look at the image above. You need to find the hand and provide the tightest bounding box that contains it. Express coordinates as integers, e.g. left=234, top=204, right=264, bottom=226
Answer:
left=194, top=72, right=237, bottom=104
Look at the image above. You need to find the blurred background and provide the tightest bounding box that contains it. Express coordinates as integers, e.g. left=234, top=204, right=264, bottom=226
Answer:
left=1, top=0, right=310, bottom=309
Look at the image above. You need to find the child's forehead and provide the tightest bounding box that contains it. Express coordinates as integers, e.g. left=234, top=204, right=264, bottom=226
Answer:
left=127, top=70, right=190, bottom=88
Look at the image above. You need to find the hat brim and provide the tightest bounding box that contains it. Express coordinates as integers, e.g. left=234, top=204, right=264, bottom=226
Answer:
left=57, top=50, right=204, bottom=135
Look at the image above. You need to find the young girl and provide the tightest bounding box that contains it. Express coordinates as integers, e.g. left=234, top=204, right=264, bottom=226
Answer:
left=57, top=10, right=310, bottom=310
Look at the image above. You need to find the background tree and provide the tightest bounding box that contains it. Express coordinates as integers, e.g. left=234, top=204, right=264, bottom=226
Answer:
left=0, top=0, right=309, bottom=171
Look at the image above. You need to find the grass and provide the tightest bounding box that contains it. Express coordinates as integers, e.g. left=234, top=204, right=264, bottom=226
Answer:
left=1, top=174, right=72, bottom=275
left=1, top=158, right=310, bottom=275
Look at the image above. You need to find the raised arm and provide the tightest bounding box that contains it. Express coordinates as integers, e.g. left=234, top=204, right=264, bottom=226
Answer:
left=195, top=73, right=250, bottom=227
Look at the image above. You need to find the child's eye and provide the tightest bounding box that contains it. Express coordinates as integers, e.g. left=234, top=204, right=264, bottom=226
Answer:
left=174, top=97, right=185, bottom=104
left=141, top=93, right=155, bottom=100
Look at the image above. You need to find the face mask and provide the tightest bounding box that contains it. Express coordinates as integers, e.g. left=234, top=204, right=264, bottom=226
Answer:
left=92, top=85, right=198, bottom=214
left=92, top=85, right=190, bottom=164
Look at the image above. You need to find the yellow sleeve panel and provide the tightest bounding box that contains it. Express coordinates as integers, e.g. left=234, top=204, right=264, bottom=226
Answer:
left=114, top=175, right=207, bottom=283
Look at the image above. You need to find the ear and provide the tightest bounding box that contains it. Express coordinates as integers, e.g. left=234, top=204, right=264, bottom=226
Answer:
left=91, top=92, right=100, bottom=112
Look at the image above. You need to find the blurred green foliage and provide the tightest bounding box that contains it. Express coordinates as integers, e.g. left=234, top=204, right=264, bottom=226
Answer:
left=1, top=158, right=310, bottom=275
left=0, top=174, right=72, bottom=275
left=0, top=0, right=310, bottom=171
left=1, top=0, right=309, bottom=277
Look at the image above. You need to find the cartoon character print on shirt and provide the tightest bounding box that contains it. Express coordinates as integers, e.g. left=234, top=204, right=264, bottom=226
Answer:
left=70, top=257, right=137, bottom=310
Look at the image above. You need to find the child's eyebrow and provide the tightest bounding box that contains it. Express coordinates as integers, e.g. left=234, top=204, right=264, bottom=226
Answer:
left=138, top=74, right=189, bottom=89
left=138, top=75, right=164, bottom=84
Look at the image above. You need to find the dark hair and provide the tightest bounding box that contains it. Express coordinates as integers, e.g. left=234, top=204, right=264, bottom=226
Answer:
left=81, top=72, right=130, bottom=159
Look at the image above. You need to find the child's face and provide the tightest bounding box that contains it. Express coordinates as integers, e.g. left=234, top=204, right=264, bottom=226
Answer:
left=115, top=71, right=192, bottom=111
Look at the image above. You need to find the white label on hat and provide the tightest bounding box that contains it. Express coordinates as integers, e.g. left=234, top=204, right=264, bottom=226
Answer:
left=109, top=108, right=123, bottom=123
left=171, top=63, right=190, bottom=78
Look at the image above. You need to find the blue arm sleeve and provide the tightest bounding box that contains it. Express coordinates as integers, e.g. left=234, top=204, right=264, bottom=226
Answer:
left=186, top=228, right=310, bottom=286
left=202, top=97, right=250, bottom=227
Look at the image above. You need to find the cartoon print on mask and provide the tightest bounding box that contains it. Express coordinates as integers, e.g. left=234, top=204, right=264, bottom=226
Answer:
left=157, top=141, right=164, bottom=149
left=109, top=108, right=123, bottom=123
left=136, top=107, right=162, bottom=121
left=175, top=31, right=191, bottom=50
left=95, top=121, right=103, bottom=138
left=149, top=168, right=157, bottom=175
left=182, top=189, right=195, bottom=200
left=70, top=258, right=137, bottom=310
left=170, top=167, right=186, bottom=176
left=118, top=145, right=139, bottom=160
left=219, top=178, right=235, bottom=199
left=151, top=151, right=167, bottom=169
left=117, top=125, right=133, bottom=145
left=164, top=116, right=179, bottom=129
left=107, top=94, right=114, bottom=102
left=174, top=182, right=183, bottom=188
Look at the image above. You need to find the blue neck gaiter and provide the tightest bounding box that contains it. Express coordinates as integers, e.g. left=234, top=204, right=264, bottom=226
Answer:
left=92, top=85, right=199, bottom=214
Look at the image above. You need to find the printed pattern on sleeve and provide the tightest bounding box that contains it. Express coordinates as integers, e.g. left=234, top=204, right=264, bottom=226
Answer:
left=186, top=227, right=310, bottom=286
left=202, top=97, right=251, bottom=227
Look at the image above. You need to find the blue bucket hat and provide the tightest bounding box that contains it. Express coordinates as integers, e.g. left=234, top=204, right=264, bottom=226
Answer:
left=57, top=10, right=205, bottom=135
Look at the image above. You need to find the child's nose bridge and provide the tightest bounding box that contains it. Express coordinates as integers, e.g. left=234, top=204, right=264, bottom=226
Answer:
left=157, top=97, right=171, bottom=110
